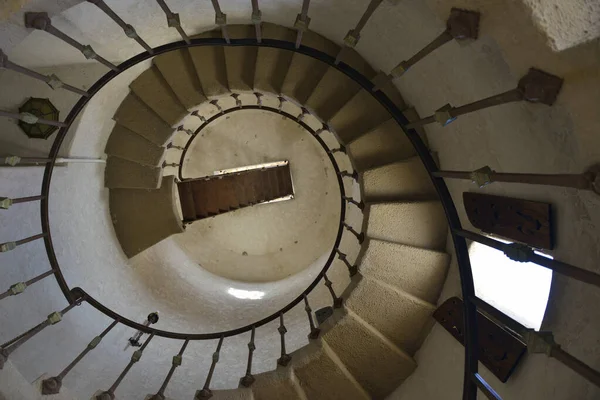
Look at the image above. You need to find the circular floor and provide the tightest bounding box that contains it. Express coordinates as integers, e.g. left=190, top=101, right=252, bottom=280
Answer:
left=175, top=108, right=341, bottom=283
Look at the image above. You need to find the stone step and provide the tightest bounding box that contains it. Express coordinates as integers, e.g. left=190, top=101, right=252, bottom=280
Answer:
left=329, top=89, right=391, bottom=144
left=366, top=201, right=447, bottom=250
left=113, top=93, right=174, bottom=146
left=360, top=239, right=450, bottom=304
left=153, top=48, right=207, bottom=109
left=109, top=177, right=184, bottom=258
left=104, top=124, right=164, bottom=167
left=362, top=157, right=436, bottom=202
left=322, top=311, right=417, bottom=399
left=224, top=25, right=258, bottom=92
left=104, top=156, right=162, bottom=190
left=345, top=275, right=436, bottom=355
left=210, top=388, right=254, bottom=400
left=281, top=30, right=339, bottom=104
left=293, top=344, right=370, bottom=400
left=252, top=367, right=305, bottom=400
left=253, top=23, right=295, bottom=94
left=347, top=118, right=417, bottom=172
left=305, top=48, right=375, bottom=122
left=189, top=30, right=230, bottom=98
left=129, top=65, right=188, bottom=126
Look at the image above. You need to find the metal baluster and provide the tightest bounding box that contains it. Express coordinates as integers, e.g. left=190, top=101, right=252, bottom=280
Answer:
left=150, top=339, right=190, bottom=400
left=2, top=156, right=52, bottom=167
left=0, top=109, right=68, bottom=127
left=433, top=165, right=599, bottom=194
left=254, top=92, right=264, bottom=108
left=155, top=0, right=190, bottom=44
left=87, top=0, right=153, bottom=54
left=303, top=295, right=320, bottom=339
left=195, top=335, right=225, bottom=400
left=231, top=93, right=242, bottom=108
left=0, top=270, right=54, bottom=301
left=24, top=12, right=118, bottom=71
left=251, top=0, right=262, bottom=43
left=372, top=8, right=480, bottom=89
left=294, top=0, right=311, bottom=48
left=343, top=196, right=364, bottom=210
left=297, top=107, right=309, bottom=122
left=454, top=229, right=600, bottom=288
left=343, top=222, right=364, bottom=243
left=239, top=326, right=256, bottom=387
left=323, top=274, right=343, bottom=308
left=335, top=249, right=358, bottom=277
left=162, top=161, right=180, bottom=168
left=166, top=142, right=185, bottom=150
left=210, top=99, right=224, bottom=114
left=0, top=50, right=89, bottom=96
left=0, top=302, right=79, bottom=370
left=277, top=96, right=285, bottom=113
left=327, top=145, right=346, bottom=155
left=338, top=170, right=359, bottom=182
left=277, top=313, right=292, bottom=366
left=176, top=125, right=194, bottom=135
left=405, top=68, right=563, bottom=129
left=336, top=0, right=384, bottom=64
left=41, top=320, right=119, bottom=395
left=472, top=373, right=503, bottom=400
left=1, top=233, right=47, bottom=253
left=191, top=111, right=207, bottom=124
left=313, top=123, right=329, bottom=137
left=210, top=0, right=229, bottom=44
left=0, top=195, right=45, bottom=210
left=96, top=334, right=155, bottom=400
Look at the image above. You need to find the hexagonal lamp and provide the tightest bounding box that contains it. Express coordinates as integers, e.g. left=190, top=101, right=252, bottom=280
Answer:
left=18, top=97, right=60, bottom=139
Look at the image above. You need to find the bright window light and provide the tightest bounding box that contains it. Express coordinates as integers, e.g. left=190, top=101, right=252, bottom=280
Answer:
left=227, top=288, right=265, bottom=300
left=469, top=238, right=553, bottom=330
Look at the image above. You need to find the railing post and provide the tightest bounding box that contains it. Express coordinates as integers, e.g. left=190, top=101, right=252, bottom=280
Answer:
left=231, top=93, right=242, bottom=108
left=1, top=233, right=47, bottom=253
left=41, top=320, right=119, bottom=395
left=303, top=295, right=320, bottom=340
left=294, top=0, right=311, bottom=48
left=277, top=313, right=292, bottom=367
left=251, top=0, right=262, bottom=43
left=336, top=0, right=383, bottom=64
left=150, top=339, right=190, bottom=400
left=405, top=68, right=563, bottom=129
left=335, top=249, right=358, bottom=277
left=434, top=165, right=599, bottom=194
left=210, top=0, right=229, bottom=43
left=327, top=145, right=346, bottom=155
left=155, top=0, right=190, bottom=44
left=239, top=326, right=256, bottom=387
left=0, top=301, right=79, bottom=370
left=210, top=99, right=223, bottom=114
left=166, top=142, right=185, bottom=151
left=0, top=50, right=89, bottom=96
left=338, top=170, right=359, bottom=182
left=323, top=274, right=343, bottom=308
left=0, top=110, right=67, bottom=128
left=254, top=92, right=264, bottom=108
left=24, top=12, right=118, bottom=71
left=0, top=195, right=45, bottom=210
left=0, top=270, right=54, bottom=301
left=296, top=107, right=310, bottom=122
left=96, top=333, right=155, bottom=400
left=343, top=196, right=364, bottom=210
left=343, top=222, right=365, bottom=243
left=2, top=156, right=52, bottom=167
left=195, top=335, right=225, bottom=400
left=162, top=161, right=180, bottom=169
left=277, top=96, right=286, bottom=113
left=313, top=123, right=329, bottom=137
left=191, top=111, right=207, bottom=123
left=87, top=0, right=153, bottom=54
left=372, top=8, right=480, bottom=89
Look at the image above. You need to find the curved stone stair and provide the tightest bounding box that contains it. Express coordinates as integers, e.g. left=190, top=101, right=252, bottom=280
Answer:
left=97, top=24, right=451, bottom=398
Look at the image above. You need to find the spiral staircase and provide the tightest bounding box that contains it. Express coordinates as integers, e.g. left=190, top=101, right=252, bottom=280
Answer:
left=1, top=1, right=600, bottom=400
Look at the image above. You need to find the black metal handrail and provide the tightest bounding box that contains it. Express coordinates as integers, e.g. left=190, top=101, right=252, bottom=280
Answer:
left=1, top=11, right=594, bottom=396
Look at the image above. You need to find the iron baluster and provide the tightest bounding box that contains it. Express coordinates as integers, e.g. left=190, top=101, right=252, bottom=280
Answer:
left=277, top=313, right=292, bottom=366
left=335, top=249, right=358, bottom=277
left=155, top=0, right=190, bottom=44
left=0, top=270, right=54, bottom=301
left=41, top=320, right=119, bottom=395
left=239, top=326, right=256, bottom=387
left=87, top=0, right=153, bottom=54
left=294, top=0, right=311, bottom=48
left=210, top=0, right=230, bottom=44
left=1, top=233, right=47, bottom=253
left=324, top=273, right=343, bottom=308
left=195, top=335, right=225, bottom=399
left=150, top=339, right=190, bottom=400
left=336, top=0, right=384, bottom=64
left=24, top=12, right=118, bottom=71
left=343, top=196, right=364, bottom=210
left=338, top=170, right=359, bottom=182
left=343, top=222, right=364, bottom=243
left=0, top=109, right=67, bottom=127
left=251, top=0, right=262, bottom=43
left=303, top=295, right=320, bottom=339
left=0, top=195, right=45, bottom=210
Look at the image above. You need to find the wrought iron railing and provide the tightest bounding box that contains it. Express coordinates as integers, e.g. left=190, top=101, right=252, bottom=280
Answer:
left=1, top=1, right=599, bottom=399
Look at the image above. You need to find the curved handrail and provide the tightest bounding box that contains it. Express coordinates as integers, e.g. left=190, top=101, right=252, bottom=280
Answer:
left=36, top=36, right=476, bottom=392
